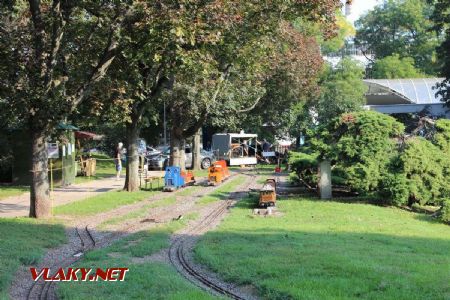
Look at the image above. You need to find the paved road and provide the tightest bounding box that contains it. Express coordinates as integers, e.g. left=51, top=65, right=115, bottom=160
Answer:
left=0, top=177, right=127, bottom=218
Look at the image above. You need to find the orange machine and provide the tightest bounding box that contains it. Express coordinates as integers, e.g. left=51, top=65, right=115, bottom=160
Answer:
left=208, top=160, right=229, bottom=185
left=181, top=170, right=195, bottom=186
left=259, top=178, right=277, bottom=207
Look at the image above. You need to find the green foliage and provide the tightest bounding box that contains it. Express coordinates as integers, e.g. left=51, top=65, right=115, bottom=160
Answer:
left=315, top=59, right=367, bottom=122
left=307, top=111, right=449, bottom=211
left=434, top=119, right=450, bottom=153
left=321, top=14, right=356, bottom=54
left=429, top=0, right=450, bottom=105
left=400, top=137, right=449, bottom=205
left=379, top=172, right=409, bottom=206
left=355, top=0, right=441, bottom=76
left=372, top=54, right=425, bottom=79
left=311, top=111, right=404, bottom=193
left=288, top=151, right=318, bottom=188
left=441, top=199, right=450, bottom=223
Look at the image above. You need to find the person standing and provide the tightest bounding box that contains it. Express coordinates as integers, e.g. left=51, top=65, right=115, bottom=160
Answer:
left=115, top=142, right=123, bottom=180
left=262, top=139, right=272, bottom=152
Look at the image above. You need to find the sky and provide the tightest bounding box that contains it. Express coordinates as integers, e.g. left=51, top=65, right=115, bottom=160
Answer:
left=345, top=0, right=382, bottom=24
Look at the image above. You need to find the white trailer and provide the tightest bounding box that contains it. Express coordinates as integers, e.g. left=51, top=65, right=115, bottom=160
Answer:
left=212, top=133, right=258, bottom=166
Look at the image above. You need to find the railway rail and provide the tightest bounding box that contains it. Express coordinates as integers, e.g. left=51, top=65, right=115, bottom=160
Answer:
left=26, top=170, right=254, bottom=300
left=168, top=172, right=256, bottom=300
left=26, top=225, right=96, bottom=300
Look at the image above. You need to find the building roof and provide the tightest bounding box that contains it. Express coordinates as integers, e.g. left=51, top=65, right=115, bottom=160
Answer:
left=364, top=78, right=445, bottom=105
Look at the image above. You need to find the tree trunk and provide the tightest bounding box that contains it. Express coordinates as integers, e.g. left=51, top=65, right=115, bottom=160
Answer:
left=30, top=128, right=51, bottom=218
left=192, top=128, right=202, bottom=170
left=124, top=121, right=140, bottom=192
left=170, top=126, right=186, bottom=170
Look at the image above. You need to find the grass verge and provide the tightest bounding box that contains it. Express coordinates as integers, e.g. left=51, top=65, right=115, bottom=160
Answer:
left=54, top=190, right=159, bottom=216
left=57, top=213, right=213, bottom=300
left=196, top=176, right=244, bottom=205
left=195, top=197, right=450, bottom=300
left=0, top=186, right=29, bottom=200
left=0, top=218, right=66, bottom=299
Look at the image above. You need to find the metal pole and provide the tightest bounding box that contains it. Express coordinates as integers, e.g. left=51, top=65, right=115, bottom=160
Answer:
left=163, top=100, right=167, bottom=146
left=50, top=159, right=54, bottom=216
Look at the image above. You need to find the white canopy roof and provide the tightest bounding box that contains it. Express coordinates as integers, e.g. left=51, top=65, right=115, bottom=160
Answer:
left=364, top=78, right=445, bottom=105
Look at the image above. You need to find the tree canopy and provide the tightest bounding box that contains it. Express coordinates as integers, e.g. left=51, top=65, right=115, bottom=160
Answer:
left=371, top=54, right=425, bottom=79
left=355, top=0, right=441, bottom=76
left=429, top=0, right=450, bottom=106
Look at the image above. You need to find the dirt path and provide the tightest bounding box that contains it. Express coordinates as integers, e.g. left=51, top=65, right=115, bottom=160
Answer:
left=0, top=171, right=164, bottom=218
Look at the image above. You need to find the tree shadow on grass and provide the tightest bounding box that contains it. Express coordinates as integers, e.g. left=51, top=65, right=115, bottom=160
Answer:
left=0, top=218, right=66, bottom=299
left=195, top=228, right=450, bottom=300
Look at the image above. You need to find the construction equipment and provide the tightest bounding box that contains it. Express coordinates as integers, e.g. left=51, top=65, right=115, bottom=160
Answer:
left=164, top=166, right=184, bottom=192
left=259, top=178, right=277, bottom=207
left=208, top=160, right=230, bottom=185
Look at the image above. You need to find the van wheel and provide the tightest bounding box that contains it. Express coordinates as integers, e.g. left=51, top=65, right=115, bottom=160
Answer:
left=201, top=158, right=211, bottom=169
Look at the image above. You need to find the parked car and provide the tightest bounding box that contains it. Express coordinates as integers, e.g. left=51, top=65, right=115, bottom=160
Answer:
left=146, top=146, right=161, bottom=157
left=148, top=147, right=214, bottom=170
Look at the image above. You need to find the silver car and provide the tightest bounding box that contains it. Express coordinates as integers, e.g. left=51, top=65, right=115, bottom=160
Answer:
left=148, top=147, right=214, bottom=170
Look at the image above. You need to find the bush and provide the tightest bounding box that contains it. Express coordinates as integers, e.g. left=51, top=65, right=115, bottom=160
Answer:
left=310, top=111, right=404, bottom=193
left=379, top=173, right=409, bottom=206
left=400, top=138, right=447, bottom=206
left=288, top=151, right=318, bottom=188
left=441, top=199, right=450, bottom=224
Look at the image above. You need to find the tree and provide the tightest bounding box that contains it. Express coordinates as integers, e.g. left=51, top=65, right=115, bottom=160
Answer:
left=320, top=13, right=356, bottom=54
left=371, top=54, right=425, bottom=79
left=429, top=0, right=450, bottom=106
left=214, top=20, right=325, bottom=141
left=159, top=1, right=341, bottom=169
left=0, top=1, right=134, bottom=217
left=314, top=58, right=367, bottom=123
left=355, top=0, right=441, bottom=75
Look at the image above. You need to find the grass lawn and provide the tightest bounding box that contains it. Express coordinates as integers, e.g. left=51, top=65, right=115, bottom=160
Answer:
left=73, top=154, right=117, bottom=184
left=58, top=214, right=213, bottom=300
left=195, top=197, right=450, bottom=300
left=192, top=169, right=209, bottom=178
left=196, top=176, right=245, bottom=205
left=0, top=186, right=29, bottom=200
left=0, top=218, right=66, bottom=299
left=54, top=190, right=159, bottom=216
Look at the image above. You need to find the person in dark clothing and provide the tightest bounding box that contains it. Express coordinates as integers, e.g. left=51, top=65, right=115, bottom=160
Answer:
left=262, top=139, right=272, bottom=152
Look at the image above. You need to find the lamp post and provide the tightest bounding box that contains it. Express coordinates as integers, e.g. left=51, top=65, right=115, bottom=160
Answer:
left=163, top=100, right=167, bottom=146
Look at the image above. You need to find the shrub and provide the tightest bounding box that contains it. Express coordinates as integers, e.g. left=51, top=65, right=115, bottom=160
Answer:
left=400, top=138, right=447, bottom=206
left=379, top=172, right=409, bottom=206
left=441, top=199, right=450, bottom=224
left=288, top=151, right=318, bottom=189
left=310, top=111, right=404, bottom=193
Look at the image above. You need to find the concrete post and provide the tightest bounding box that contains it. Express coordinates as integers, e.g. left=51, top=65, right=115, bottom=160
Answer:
left=319, top=160, right=332, bottom=199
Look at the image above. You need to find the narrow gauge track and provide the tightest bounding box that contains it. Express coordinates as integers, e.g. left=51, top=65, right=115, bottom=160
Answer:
left=168, top=173, right=256, bottom=300
left=26, top=225, right=96, bottom=300
left=26, top=173, right=241, bottom=299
